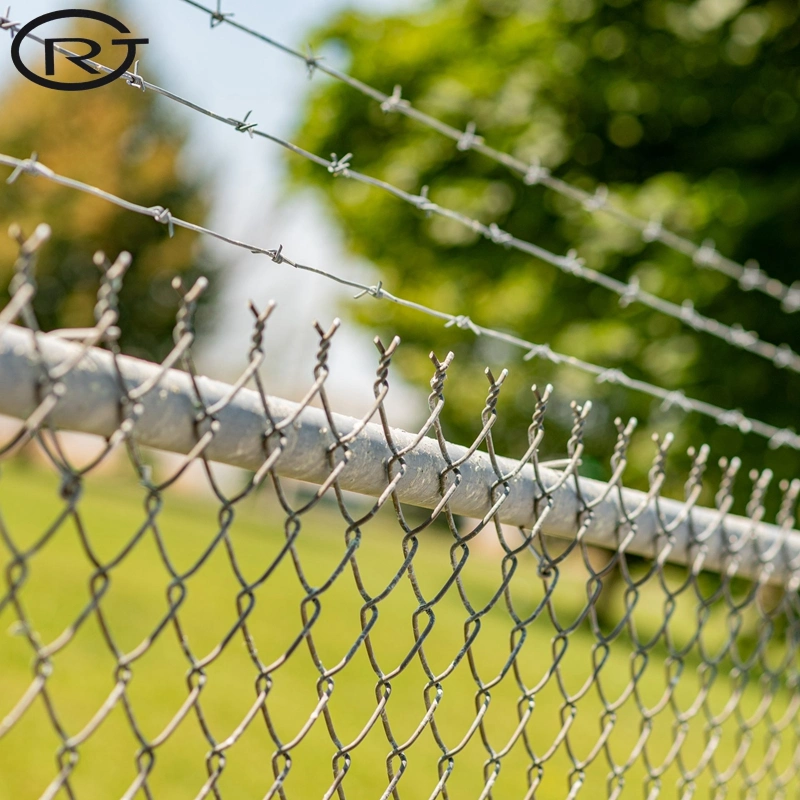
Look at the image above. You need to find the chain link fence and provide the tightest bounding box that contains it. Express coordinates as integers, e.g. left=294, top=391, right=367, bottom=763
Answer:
left=2, top=225, right=800, bottom=799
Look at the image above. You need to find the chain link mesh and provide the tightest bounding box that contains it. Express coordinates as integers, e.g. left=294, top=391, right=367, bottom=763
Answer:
left=2, top=226, right=800, bottom=800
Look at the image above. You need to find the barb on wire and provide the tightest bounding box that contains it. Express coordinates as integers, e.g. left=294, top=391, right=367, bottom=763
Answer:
left=125, top=60, right=146, bottom=92
left=0, top=6, right=18, bottom=37
left=208, top=0, right=233, bottom=27
left=231, top=109, right=258, bottom=138
left=0, top=151, right=797, bottom=454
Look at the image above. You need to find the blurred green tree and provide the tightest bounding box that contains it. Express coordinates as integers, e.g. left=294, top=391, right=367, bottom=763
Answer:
left=0, top=1, right=215, bottom=360
left=292, top=0, right=800, bottom=495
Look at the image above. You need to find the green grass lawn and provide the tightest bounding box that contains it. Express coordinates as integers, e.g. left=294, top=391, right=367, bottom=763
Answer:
left=0, top=455, right=795, bottom=799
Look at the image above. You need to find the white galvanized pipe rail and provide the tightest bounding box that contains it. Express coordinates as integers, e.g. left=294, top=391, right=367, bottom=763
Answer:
left=0, top=324, right=797, bottom=584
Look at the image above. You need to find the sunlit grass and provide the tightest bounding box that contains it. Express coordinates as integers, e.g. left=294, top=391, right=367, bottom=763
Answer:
left=0, top=456, right=794, bottom=799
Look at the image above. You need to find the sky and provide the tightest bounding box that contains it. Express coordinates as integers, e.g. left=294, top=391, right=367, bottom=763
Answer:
left=0, top=0, right=423, bottom=426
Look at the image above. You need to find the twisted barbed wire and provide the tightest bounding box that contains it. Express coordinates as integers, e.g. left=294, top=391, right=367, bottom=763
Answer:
left=175, top=0, right=800, bottom=315
left=2, top=224, right=800, bottom=799
left=1, top=12, right=799, bottom=379
left=1, top=152, right=798, bottom=453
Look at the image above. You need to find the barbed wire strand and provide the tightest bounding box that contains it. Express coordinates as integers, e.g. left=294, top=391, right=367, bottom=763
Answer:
left=1, top=14, right=799, bottom=379
left=175, top=0, right=800, bottom=315
left=1, top=151, right=798, bottom=453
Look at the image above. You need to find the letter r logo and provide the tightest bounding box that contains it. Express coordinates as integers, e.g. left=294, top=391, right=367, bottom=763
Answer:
left=11, top=9, right=149, bottom=91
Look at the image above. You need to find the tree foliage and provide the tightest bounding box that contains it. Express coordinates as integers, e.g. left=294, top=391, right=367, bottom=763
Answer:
left=292, top=0, right=800, bottom=494
left=0, top=2, right=215, bottom=361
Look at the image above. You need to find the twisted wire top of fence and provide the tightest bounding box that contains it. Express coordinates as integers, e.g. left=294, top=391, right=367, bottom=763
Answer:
left=4, top=315, right=800, bottom=586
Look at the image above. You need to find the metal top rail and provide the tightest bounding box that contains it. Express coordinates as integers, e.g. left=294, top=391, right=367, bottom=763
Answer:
left=2, top=322, right=798, bottom=586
